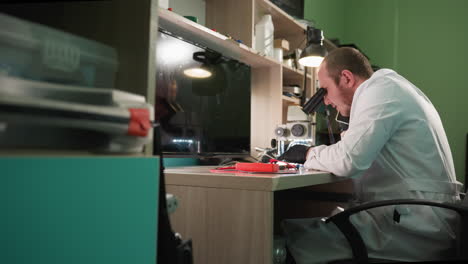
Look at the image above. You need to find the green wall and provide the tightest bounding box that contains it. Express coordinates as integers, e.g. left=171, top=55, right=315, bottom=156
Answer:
left=304, top=0, right=345, bottom=40
left=305, top=0, right=468, bottom=183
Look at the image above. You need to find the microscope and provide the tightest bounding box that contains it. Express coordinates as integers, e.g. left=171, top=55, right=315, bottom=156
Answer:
left=274, top=88, right=326, bottom=156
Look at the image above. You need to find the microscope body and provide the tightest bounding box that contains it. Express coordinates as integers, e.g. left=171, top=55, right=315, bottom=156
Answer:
left=274, top=106, right=315, bottom=156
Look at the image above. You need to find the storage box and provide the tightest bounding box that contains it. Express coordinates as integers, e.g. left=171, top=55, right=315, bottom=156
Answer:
left=0, top=13, right=118, bottom=88
left=0, top=76, right=153, bottom=153
left=274, top=38, right=290, bottom=51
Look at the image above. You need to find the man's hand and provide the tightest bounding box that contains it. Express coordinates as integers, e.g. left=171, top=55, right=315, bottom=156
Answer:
left=278, top=145, right=311, bottom=164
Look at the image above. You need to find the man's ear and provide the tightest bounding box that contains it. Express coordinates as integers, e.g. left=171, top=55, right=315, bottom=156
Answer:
left=341, top=70, right=355, bottom=88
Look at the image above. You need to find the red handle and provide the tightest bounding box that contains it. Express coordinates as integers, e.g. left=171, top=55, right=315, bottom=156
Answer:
left=128, top=108, right=151, bottom=137
left=235, top=163, right=279, bottom=172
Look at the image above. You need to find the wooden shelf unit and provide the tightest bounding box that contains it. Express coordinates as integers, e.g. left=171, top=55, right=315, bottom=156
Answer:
left=165, top=2, right=337, bottom=153
left=204, top=0, right=320, bottom=153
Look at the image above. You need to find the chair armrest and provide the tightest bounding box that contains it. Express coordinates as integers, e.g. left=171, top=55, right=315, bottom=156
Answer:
left=324, top=199, right=468, bottom=264
left=326, top=199, right=468, bottom=222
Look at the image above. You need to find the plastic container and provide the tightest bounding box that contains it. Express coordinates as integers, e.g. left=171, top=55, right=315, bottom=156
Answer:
left=255, top=14, right=274, bottom=58
left=273, top=47, right=283, bottom=62
left=0, top=13, right=118, bottom=88
left=0, top=75, right=153, bottom=153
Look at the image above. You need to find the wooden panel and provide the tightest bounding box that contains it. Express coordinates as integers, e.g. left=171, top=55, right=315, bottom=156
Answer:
left=206, top=0, right=254, bottom=47
left=167, top=185, right=273, bottom=264
left=251, top=65, right=282, bottom=154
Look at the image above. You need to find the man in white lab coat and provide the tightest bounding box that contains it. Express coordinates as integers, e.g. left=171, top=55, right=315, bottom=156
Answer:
left=280, top=47, right=462, bottom=263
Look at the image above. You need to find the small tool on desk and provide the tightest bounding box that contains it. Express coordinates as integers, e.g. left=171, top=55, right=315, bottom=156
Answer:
left=210, top=160, right=298, bottom=174
left=210, top=163, right=279, bottom=173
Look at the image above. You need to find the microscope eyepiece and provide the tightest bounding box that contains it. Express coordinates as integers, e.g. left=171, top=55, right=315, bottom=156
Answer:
left=302, top=88, right=327, bottom=114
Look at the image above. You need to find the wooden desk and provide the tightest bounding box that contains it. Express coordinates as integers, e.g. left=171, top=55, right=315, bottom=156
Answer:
left=165, top=166, right=352, bottom=264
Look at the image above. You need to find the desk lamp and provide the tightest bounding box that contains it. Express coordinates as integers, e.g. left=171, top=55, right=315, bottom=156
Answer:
left=299, top=27, right=327, bottom=105
left=298, top=27, right=327, bottom=67
left=183, top=51, right=221, bottom=79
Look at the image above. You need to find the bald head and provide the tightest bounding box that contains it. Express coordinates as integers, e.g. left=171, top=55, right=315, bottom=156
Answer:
left=322, top=47, right=374, bottom=85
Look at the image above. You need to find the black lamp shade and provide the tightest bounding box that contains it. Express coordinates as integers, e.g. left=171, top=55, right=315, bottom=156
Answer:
left=298, top=27, right=327, bottom=67
left=183, top=51, right=222, bottom=79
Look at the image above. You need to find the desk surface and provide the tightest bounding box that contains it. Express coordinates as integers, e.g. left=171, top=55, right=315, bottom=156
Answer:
left=165, top=166, right=343, bottom=191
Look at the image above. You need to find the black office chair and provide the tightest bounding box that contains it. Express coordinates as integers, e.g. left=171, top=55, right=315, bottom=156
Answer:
left=325, top=195, right=468, bottom=264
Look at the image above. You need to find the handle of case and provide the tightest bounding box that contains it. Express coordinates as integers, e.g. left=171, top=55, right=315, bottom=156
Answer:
left=128, top=108, right=152, bottom=137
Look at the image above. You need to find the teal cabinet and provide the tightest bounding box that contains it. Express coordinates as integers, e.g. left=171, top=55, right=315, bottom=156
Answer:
left=1, top=157, right=159, bottom=264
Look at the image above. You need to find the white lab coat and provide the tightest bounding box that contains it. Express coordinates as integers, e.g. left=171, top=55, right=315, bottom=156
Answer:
left=283, top=69, right=462, bottom=263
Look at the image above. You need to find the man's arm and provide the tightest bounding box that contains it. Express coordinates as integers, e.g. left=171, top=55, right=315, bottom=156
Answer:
left=304, top=96, right=402, bottom=176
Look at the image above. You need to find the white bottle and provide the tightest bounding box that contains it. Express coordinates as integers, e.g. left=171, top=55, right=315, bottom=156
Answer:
left=255, top=14, right=274, bottom=57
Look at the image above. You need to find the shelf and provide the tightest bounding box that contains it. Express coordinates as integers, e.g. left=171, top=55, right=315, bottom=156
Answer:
left=282, top=64, right=312, bottom=89
left=158, top=8, right=279, bottom=68
left=256, top=0, right=337, bottom=53
left=256, top=0, right=307, bottom=50
left=283, top=64, right=312, bottom=78
left=282, top=95, right=300, bottom=105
